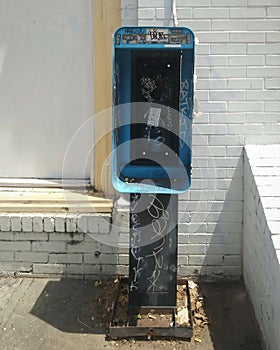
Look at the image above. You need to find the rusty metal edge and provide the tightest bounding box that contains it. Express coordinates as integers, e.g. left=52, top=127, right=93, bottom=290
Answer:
left=108, top=277, right=193, bottom=340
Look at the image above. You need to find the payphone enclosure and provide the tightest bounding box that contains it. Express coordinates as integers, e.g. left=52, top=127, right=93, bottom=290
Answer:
left=112, top=27, right=195, bottom=194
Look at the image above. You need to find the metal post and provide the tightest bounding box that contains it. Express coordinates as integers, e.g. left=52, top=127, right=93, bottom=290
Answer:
left=129, top=193, right=178, bottom=308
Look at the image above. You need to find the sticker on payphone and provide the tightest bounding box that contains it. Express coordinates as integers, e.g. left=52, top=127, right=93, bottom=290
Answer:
left=146, top=28, right=169, bottom=43
left=146, top=107, right=161, bottom=127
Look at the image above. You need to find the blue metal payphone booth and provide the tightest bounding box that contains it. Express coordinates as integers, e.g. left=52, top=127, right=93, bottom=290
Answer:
left=113, top=27, right=194, bottom=194
left=111, top=27, right=195, bottom=338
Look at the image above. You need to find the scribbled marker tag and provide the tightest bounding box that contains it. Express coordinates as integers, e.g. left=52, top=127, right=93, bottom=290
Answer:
left=147, top=107, right=161, bottom=127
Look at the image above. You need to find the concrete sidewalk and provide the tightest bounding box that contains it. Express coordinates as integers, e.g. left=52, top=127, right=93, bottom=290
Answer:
left=0, top=277, right=263, bottom=350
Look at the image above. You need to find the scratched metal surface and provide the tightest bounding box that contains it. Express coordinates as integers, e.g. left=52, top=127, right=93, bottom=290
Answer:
left=129, top=193, right=178, bottom=307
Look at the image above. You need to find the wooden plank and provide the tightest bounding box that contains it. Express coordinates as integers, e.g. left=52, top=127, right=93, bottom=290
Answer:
left=0, top=205, right=111, bottom=213
left=0, top=179, right=90, bottom=188
left=93, top=0, right=121, bottom=195
left=0, top=202, right=112, bottom=213
left=0, top=200, right=112, bottom=206
left=0, top=188, right=112, bottom=213
left=0, top=188, right=105, bottom=194
left=0, top=203, right=111, bottom=208
left=0, top=187, right=68, bottom=193
left=0, top=193, right=112, bottom=202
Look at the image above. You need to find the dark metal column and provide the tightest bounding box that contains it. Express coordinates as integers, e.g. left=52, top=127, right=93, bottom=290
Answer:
left=129, top=193, right=178, bottom=308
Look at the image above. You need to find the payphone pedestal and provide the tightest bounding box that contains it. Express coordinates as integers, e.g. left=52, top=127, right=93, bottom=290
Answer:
left=108, top=193, right=193, bottom=339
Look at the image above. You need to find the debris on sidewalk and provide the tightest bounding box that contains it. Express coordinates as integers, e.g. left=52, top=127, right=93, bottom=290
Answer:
left=93, top=279, right=119, bottom=329
left=188, top=280, right=208, bottom=340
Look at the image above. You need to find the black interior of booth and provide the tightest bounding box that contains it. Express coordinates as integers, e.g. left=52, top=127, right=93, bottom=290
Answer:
left=130, top=50, right=181, bottom=167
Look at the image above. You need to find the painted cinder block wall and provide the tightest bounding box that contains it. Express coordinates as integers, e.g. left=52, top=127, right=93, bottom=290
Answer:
left=0, top=0, right=279, bottom=279
left=0, top=214, right=129, bottom=277
left=122, top=0, right=280, bottom=277
left=244, top=145, right=280, bottom=350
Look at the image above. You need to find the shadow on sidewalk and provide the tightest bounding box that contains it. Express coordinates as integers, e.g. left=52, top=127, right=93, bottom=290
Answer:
left=198, top=280, right=263, bottom=350
left=30, top=277, right=263, bottom=349
left=30, top=278, right=108, bottom=334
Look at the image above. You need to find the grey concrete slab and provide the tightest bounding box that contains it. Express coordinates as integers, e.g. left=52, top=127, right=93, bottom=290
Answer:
left=0, top=277, right=263, bottom=350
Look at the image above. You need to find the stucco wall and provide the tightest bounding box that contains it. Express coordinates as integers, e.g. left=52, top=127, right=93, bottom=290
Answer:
left=0, top=0, right=93, bottom=178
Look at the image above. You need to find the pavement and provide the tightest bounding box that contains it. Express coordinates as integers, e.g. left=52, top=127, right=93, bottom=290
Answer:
left=0, top=277, right=264, bottom=350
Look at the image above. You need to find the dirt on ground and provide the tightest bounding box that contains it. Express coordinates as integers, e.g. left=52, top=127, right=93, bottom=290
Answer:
left=92, top=277, right=264, bottom=350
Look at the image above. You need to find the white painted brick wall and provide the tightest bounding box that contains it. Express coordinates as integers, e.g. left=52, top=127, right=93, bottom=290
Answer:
left=0, top=2, right=279, bottom=283
left=244, top=145, right=280, bottom=350
left=0, top=213, right=125, bottom=278
left=21, top=216, right=32, bottom=232
left=55, top=216, right=66, bottom=233
left=10, top=216, right=21, bottom=232
left=33, top=216, right=44, bottom=232
left=0, top=217, right=10, bottom=232
left=121, top=0, right=138, bottom=26
left=136, top=0, right=280, bottom=278
left=44, top=217, right=55, bottom=233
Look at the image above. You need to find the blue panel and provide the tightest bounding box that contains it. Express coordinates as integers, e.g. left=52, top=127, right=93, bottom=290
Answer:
left=112, top=27, right=195, bottom=194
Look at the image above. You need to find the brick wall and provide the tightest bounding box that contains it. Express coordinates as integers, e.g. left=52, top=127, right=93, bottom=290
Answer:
left=0, top=214, right=128, bottom=277
left=0, top=1, right=279, bottom=279
left=133, top=0, right=280, bottom=277
left=244, top=145, right=280, bottom=350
